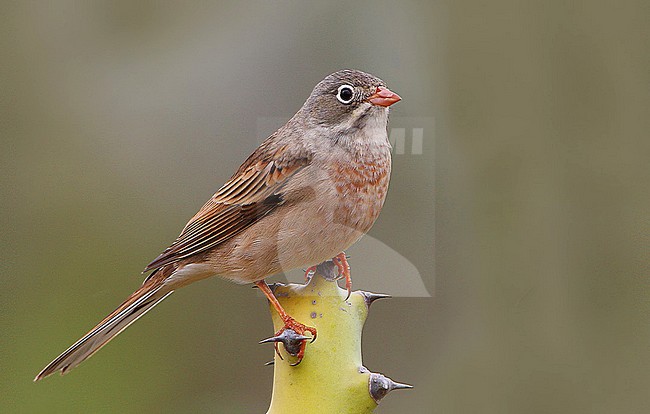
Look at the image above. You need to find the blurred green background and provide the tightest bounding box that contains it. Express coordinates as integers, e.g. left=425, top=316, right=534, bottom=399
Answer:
left=1, top=1, right=649, bottom=413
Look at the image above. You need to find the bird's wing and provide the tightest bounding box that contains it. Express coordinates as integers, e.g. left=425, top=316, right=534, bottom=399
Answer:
left=144, top=142, right=311, bottom=272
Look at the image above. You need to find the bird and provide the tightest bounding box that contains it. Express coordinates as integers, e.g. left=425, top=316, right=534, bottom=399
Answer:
left=35, top=69, right=401, bottom=380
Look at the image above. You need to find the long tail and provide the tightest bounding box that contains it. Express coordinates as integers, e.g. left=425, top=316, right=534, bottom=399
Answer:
left=35, top=275, right=173, bottom=381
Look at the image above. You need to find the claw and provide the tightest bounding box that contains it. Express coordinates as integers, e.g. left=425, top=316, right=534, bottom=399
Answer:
left=274, top=343, right=283, bottom=360
left=259, top=335, right=284, bottom=360
left=334, top=253, right=352, bottom=300
left=303, top=266, right=317, bottom=283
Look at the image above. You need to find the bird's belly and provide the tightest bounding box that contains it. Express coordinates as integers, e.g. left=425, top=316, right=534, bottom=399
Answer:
left=210, top=203, right=360, bottom=283
left=209, top=183, right=388, bottom=283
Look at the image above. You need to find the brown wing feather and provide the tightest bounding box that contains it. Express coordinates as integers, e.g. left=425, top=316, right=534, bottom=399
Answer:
left=144, top=144, right=311, bottom=272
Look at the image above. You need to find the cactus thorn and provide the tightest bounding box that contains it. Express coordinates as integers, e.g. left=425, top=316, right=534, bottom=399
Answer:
left=368, top=372, right=414, bottom=403
left=259, top=328, right=310, bottom=357
left=359, top=291, right=392, bottom=308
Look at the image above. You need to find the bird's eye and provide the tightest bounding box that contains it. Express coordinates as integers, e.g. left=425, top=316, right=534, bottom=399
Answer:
left=336, top=85, right=355, bottom=104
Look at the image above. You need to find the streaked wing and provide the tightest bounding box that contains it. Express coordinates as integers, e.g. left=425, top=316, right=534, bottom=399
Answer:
left=144, top=148, right=310, bottom=272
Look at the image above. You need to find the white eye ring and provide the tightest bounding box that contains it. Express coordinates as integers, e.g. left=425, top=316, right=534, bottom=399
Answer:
left=336, top=85, right=355, bottom=104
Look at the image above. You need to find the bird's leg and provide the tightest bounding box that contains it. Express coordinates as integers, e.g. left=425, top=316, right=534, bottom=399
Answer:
left=256, top=280, right=317, bottom=365
left=333, top=252, right=352, bottom=300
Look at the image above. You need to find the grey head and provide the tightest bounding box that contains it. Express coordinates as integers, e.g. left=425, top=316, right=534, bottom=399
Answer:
left=300, top=69, right=401, bottom=135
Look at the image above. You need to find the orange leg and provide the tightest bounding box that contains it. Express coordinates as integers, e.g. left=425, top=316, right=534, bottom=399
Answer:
left=333, top=252, right=352, bottom=300
left=256, top=280, right=317, bottom=365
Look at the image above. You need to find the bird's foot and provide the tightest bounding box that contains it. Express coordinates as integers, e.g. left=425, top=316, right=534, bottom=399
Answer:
left=334, top=252, right=352, bottom=300
left=260, top=316, right=317, bottom=366
left=256, top=280, right=317, bottom=365
left=304, top=265, right=317, bottom=283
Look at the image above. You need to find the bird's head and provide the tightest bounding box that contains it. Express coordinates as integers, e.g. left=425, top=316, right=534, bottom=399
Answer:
left=302, top=69, right=401, bottom=135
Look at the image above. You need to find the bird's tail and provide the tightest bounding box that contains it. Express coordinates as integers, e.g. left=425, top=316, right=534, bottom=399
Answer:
left=34, top=273, right=173, bottom=381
